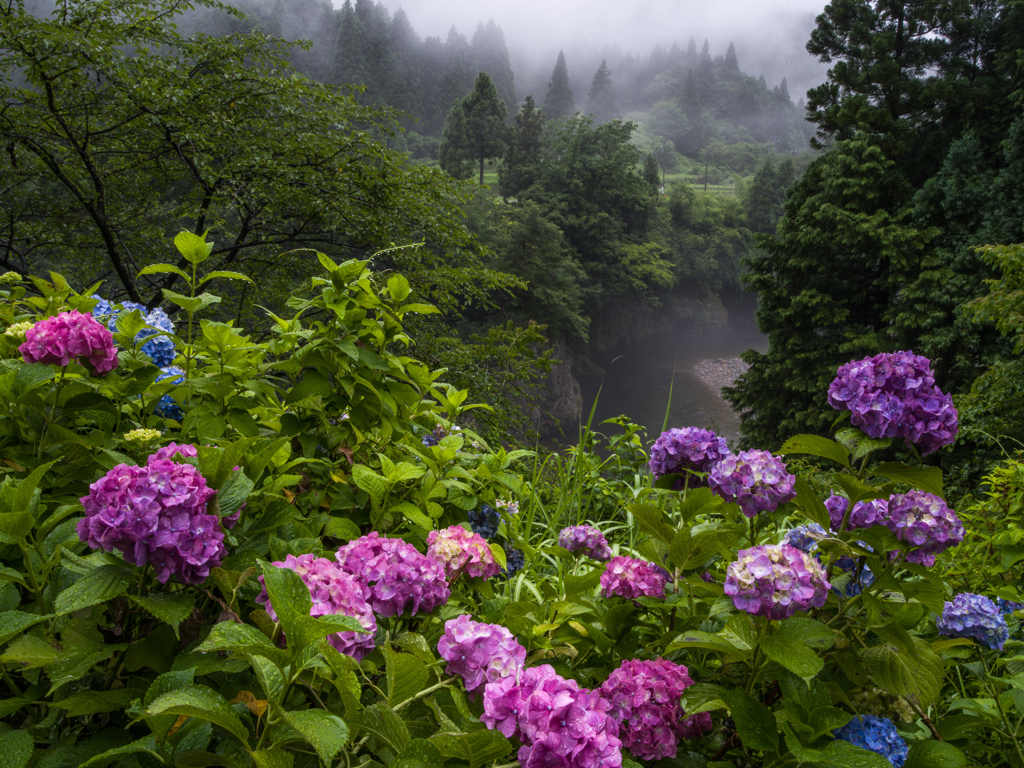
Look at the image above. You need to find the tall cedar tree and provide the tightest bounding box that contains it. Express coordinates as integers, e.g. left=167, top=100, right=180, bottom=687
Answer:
left=439, top=72, right=507, bottom=185
left=470, top=20, right=517, bottom=114
left=586, top=60, right=619, bottom=124
left=500, top=95, right=545, bottom=198
left=543, top=50, right=575, bottom=120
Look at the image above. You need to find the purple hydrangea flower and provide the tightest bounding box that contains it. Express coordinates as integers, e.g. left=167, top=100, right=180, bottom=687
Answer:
left=437, top=615, right=525, bottom=694
left=724, top=544, right=830, bottom=620
left=600, top=556, right=668, bottom=600
left=335, top=532, right=450, bottom=617
left=482, top=665, right=622, bottom=768
left=427, top=525, right=500, bottom=580
left=154, top=365, right=185, bottom=421
left=648, top=427, right=730, bottom=488
left=150, top=441, right=198, bottom=462
left=884, top=490, right=963, bottom=566
left=559, top=525, right=613, bottom=562
left=600, top=658, right=710, bottom=760
left=996, top=598, right=1024, bottom=616
left=256, top=553, right=376, bottom=660
left=936, top=593, right=1009, bottom=650
left=782, top=523, right=828, bottom=553
left=502, top=546, right=526, bottom=578
left=708, top=449, right=796, bottom=517
left=20, top=310, right=119, bottom=375
left=828, top=351, right=958, bottom=455
left=825, top=494, right=889, bottom=531
left=78, top=460, right=222, bottom=584
left=834, top=715, right=908, bottom=767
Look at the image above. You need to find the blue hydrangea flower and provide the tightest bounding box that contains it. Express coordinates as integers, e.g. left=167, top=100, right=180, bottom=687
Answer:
left=834, top=715, right=908, bottom=767
left=782, top=523, right=827, bottom=553
left=996, top=598, right=1024, bottom=616
left=92, top=296, right=176, bottom=367
left=834, top=555, right=875, bottom=598
left=502, top=546, right=525, bottom=578
left=469, top=503, right=500, bottom=539
left=936, top=593, right=1009, bottom=650
left=154, top=366, right=185, bottom=421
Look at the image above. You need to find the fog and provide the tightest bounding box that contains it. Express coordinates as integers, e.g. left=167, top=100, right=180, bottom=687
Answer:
left=373, top=0, right=830, bottom=98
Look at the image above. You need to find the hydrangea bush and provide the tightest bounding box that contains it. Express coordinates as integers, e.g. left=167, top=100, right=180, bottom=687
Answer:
left=0, top=243, right=1021, bottom=768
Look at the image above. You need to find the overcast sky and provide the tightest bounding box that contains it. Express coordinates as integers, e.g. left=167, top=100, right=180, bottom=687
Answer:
left=375, top=0, right=833, bottom=96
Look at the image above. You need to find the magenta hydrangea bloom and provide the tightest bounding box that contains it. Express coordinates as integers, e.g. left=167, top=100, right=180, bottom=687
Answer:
left=600, top=658, right=710, bottom=760
left=827, top=351, right=958, bottom=455
left=708, top=449, right=796, bottom=517
left=825, top=493, right=889, bottom=531
left=335, top=532, right=450, bottom=617
left=426, top=525, right=500, bottom=580
left=884, top=490, right=963, bottom=566
left=559, top=525, right=613, bottom=562
left=601, top=556, right=667, bottom=600
left=724, top=544, right=830, bottom=620
left=437, top=615, right=525, bottom=694
left=78, top=460, right=222, bottom=584
left=936, top=593, right=1009, bottom=651
left=648, top=427, right=731, bottom=488
left=147, top=443, right=242, bottom=527
left=20, top=309, right=118, bottom=375
left=256, top=554, right=376, bottom=660
left=482, top=665, right=622, bottom=768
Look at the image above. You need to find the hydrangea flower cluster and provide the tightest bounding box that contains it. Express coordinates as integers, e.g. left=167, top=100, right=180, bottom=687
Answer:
left=426, top=525, right=500, bottom=580
left=20, top=310, right=119, bottom=375
left=834, top=715, right=909, bottom=767
left=559, top=525, right=613, bottom=562
left=600, top=658, right=710, bottom=760
left=600, top=556, right=668, bottom=600
left=884, top=490, right=964, bottom=566
left=724, top=544, right=830, bottom=620
left=256, top=554, right=376, bottom=660
left=503, top=547, right=526, bottom=578
left=827, top=351, right=958, bottom=455
left=146, top=442, right=241, bottom=527
left=936, top=593, right=1009, bottom=650
left=124, top=428, right=163, bottom=444
left=850, top=688, right=916, bottom=723
left=437, top=615, right=525, bottom=694
left=335, top=532, right=449, bottom=617
left=5, top=320, right=33, bottom=341
left=78, top=458, right=222, bottom=584
left=469, top=503, right=501, bottom=539
left=92, top=297, right=176, bottom=367
left=781, top=523, right=827, bottom=553
left=495, top=498, right=519, bottom=516
left=482, top=664, right=622, bottom=768
left=996, top=598, right=1024, bottom=615
left=154, top=365, right=185, bottom=420
left=648, top=427, right=731, bottom=488
left=708, top=449, right=796, bottom=517
left=833, top=555, right=875, bottom=598
left=825, top=494, right=889, bottom=531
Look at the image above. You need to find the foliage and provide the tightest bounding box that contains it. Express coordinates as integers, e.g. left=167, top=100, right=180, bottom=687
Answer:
left=1, top=243, right=1023, bottom=768
left=439, top=72, right=508, bottom=185
left=543, top=50, right=576, bottom=121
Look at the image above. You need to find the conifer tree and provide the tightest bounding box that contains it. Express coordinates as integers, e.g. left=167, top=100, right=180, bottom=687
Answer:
left=586, top=59, right=619, bottom=124
left=501, top=95, right=545, bottom=197
left=543, top=50, right=575, bottom=120
left=439, top=72, right=507, bottom=184
left=724, top=42, right=740, bottom=72
left=470, top=20, right=517, bottom=114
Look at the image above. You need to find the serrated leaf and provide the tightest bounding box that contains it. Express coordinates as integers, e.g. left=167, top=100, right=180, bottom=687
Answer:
left=54, top=564, right=132, bottom=615
left=386, top=645, right=429, bottom=707
left=138, top=263, right=192, bottom=281
left=779, top=434, right=851, bottom=468
left=284, top=370, right=333, bottom=405
left=0, top=633, right=61, bottom=668
left=248, top=654, right=285, bottom=702
left=873, top=462, right=943, bottom=496
left=350, top=464, right=387, bottom=509
left=50, top=689, right=132, bottom=716
left=80, top=735, right=162, bottom=768
left=251, top=748, right=294, bottom=768
left=795, top=476, right=831, bottom=529
left=196, top=621, right=286, bottom=664
left=728, top=689, right=778, bottom=752
left=0, top=610, right=49, bottom=646
left=200, top=270, right=255, bottom=285
left=861, top=638, right=943, bottom=706
left=280, top=709, right=349, bottom=763
left=388, top=274, right=411, bottom=303
left=904, top=740, right=968, bottom=768
left=359, top=702, right=411, bottom=751
left=143, top=684, right=249, bottom=742
left=835, top=427, right=893, bottom=463
left=128, top=593, right=195, bottom=639
left=392, top=738, right=445, bottom=768
left=0, top=726, right=33, bottom=768
left=431, top=730, right=513, bottom=768
left=174, top=230, right=213, bottom=264
left=216, top=470, right=254, bottom=517
left=627, top=503, right=673, bottom=543
left=807, top=739, right=894, bottom=768
left=760, top=634, right=824, bottom=678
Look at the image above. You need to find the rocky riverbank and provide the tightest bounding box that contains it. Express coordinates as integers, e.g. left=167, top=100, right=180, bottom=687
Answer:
left=692, top=357, right=749, bottom=398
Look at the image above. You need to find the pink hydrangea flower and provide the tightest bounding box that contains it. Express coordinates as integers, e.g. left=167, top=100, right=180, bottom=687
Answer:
left=256, top=554, right=376, bottom=660
left=884, top=490, right=963, bottom=566
left=600, top=658, right=710, bottom=760
left=724, top=544, right=830, bottom=619
left=708, top=449, right=796, bottom=517
left=482, top=665, right=622, bottom=768
left=600, top=556, right=668, bottom=600
left=335, top=532, right=450, bottom=617
left=78, top=460, right=222, bottom=584
left=437, top=615, right=525, bottom=694
left=427, top=525, right=500, bottom=580
left=20, top=309, right=118, bottom=375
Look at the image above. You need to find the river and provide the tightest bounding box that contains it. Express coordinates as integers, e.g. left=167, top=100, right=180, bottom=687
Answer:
left=577, top=311, right=767, bottom=450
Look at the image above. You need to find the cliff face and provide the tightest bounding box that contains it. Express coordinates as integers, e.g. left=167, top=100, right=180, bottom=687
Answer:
left=528, top=338, right=582, bottom=439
